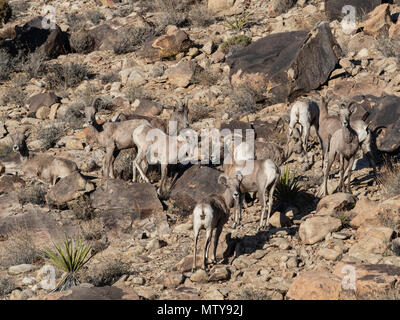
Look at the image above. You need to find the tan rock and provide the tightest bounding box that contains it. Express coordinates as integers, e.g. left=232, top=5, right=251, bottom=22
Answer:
left=208, top=0, right=235, bottom=14
left=359, top=4, right=391, bottom=36
left=287, top=269, right=342, bottom=300
left=35, top=106, right=50, bottom=120
left=299, top=216, right=342, bottom=244
left=316, top=193, right=357, bottom=215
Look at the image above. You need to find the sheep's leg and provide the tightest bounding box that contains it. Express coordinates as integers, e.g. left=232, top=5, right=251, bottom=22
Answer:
left=158, top=164, right=169, bottom=196
left=203, top=228, right=212, bottom=270
left=338, top=153, right=345, bottom=192
left=192, top=228, right=199, bottom=272
left=346, top=156, right=356, bottom=194
left=323, top=150, right=335, bottom=197
left=212, top=223, right=223, bottom=264
left=265, top=179, right=278, bottom=228
left=232, top=198, right=238, bottom=229
left=258, top=184, right=267, bottom=230
left=302, top=123, right=310, bottom=152
left=132, top=148, right=149, bottom=183
left=104, top=146, right=115, bottom=179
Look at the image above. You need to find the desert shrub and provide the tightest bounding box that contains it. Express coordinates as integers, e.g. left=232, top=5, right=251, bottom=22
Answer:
left=331, top=212, right=352, bottom=228
left=149, top=0, right=191, bottom=33
left=37, top=125, right=66, bottom=149
left=125, top=85, right=152, bottom=103
left=229, top=84, right=258, bottom=115
left=82, top=259, right=129, bottom=287
left=113, top=26, right=155, bottom=54
left=59, top=102, right=85, bottom=130
left=99, top=72, right=120, bottom=84
left=189, top=101, right=211, bottom=122
left=0, top=227, right=43, bottom=267
left=17, top=183, right=47, bottom=206
left=193, top=68, right=218, bottom=86
left=43, top=237, right=94, bottom=291
left=87, top=10, right=105, bottom=25
left=220, top=35, right=252, bottom=54
left=23, top=50, right=46, bottom=80
left=70, top=30, right=95, bottom=54
left=377, top=36, right=400, bottom=62
left=0, top=86, right=26, bottom=107
left=378, top=162, right=400, bottom=198
left=66, top=12, right=86, bottom=32
left=69, top=194, right=95, bottom=221
left=274, top=167, right=301, bottom=206
left=236, top=288, right=272, bottom=300
left=0, top=276, right=16, bottom=296
left=9, top=0, right=28, bottom=19
left=113, top=148, right=136, bottom=180
left=44, top=62, right=90, bottom=90
left=0, top=0, right=11, bottom=25
left=0, top=49, right=13, bottom=81
left=188, top=4, right=215, bottom=27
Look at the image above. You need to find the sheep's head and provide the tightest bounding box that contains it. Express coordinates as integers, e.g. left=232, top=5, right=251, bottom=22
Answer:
left=10, top=132, right=27, bottom=153
left=85, top=98, right=101, bottom=126
left=218, top=172, right=243, bottom=200
left=339, top=103, right=351, bottom=128
left=286, top=127, right=303, bottom=156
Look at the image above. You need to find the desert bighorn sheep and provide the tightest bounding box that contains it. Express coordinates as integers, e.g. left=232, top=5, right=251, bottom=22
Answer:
left=192, top=173, right=242, bottom=271
left=322, top=103, right=359, bottom=196
left=113, top=96, right=189, bottom=136
left=132, top=122, right=195, bottom=197
left=289, top=98, right=322, bottom=153
left=85, top=98, right=150, bottom=179
left=11, top=131, right=79, bottom=185
left=218, top=140, right=280, bottom=229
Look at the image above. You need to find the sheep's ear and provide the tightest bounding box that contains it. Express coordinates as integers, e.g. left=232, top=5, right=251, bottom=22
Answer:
left=349, top=102, right=357, bottom=115
left=218, top=174, right=228, bottom=186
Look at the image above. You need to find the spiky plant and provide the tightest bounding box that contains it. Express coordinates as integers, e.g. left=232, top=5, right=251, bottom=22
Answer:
left=274, top=167, right=300, bottom=206
left=43, top=237, right=94, bottom=291
left=224, top=11, right=250, bottom=31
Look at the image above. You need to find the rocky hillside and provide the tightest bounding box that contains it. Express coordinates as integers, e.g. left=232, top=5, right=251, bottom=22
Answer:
left=1, top=0, right=400, bottom=300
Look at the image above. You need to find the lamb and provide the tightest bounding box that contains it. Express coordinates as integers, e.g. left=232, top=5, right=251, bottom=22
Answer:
left=85, top=98, right=150, bottom=179
left=288, top=98, right=322, bottom=152
left=132, top=122, right=195, bottom=197
left=10, top=131, right=79, bottom=185
left=192, top=173, right=242, bottom=271
left=322, top=103, right=359, bottom=196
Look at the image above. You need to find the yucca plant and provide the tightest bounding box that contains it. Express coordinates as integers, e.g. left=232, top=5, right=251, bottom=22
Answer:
left=224, top=11, right=250, bottom=31
left=43, top=236, right=94, bottom=291
left=274, top=167, right=301, bottom=206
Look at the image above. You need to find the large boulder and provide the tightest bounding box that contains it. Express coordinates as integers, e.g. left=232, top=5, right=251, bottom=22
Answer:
left=226, top=22, right=341, bottom=105
left=1, top=17, right=70, bottom=58
left=324, top=0, right=382, bottom=22
left=366, top=95, right=400, bottom=152
left=46, top=172, right=95, bottom=205
left=167, top=60, right=205, bottom=88
left=90, top=179, right=163, bottom=219
left=0, top=175, right=25, bottom=194
left=170, top=165, right=225, bottom=216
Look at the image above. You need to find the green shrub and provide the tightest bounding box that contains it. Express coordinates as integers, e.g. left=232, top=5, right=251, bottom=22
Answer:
left=43, top=237, right=94, bottom=291
left=274, top=167, right=301, bottom=205
left=224, top=11, right=250, bottom=32
left=220, top=35, right=251, bottom=54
